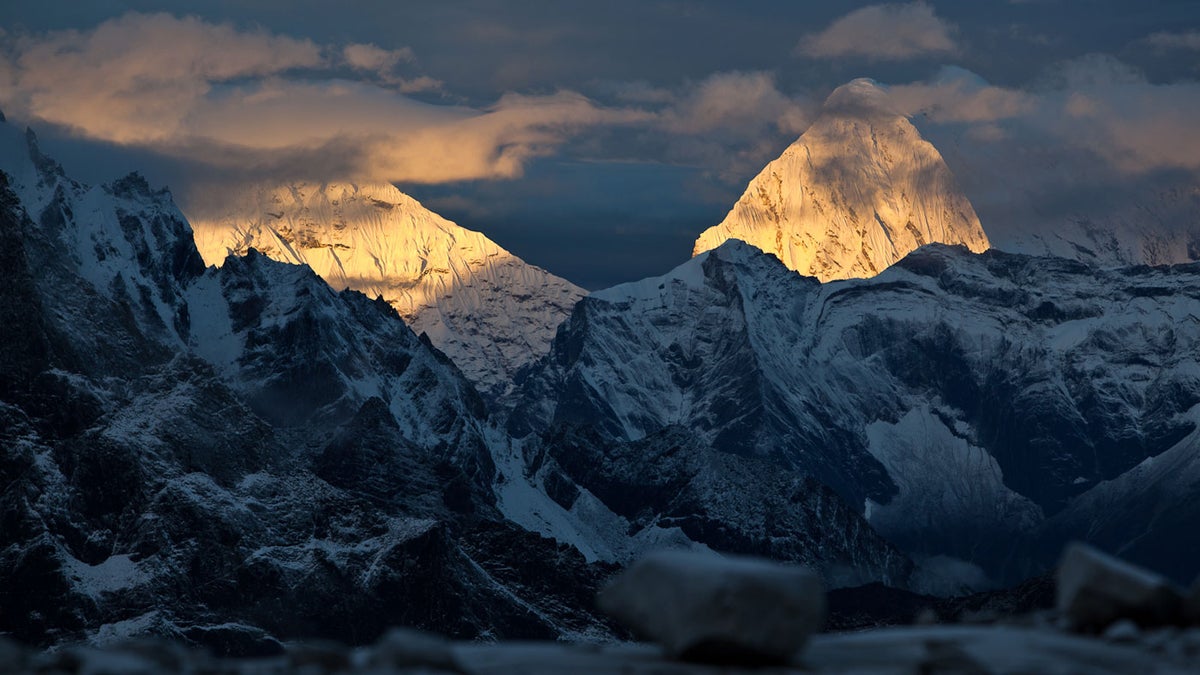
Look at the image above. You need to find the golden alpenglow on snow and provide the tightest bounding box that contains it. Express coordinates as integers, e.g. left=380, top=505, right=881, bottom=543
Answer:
left=189, top=182, right=586, bottom=397
left=693, top=78, right=990, bottom=281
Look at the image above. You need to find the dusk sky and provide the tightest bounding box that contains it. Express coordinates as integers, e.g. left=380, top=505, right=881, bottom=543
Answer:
left=2, top=1, right=1199, bottom=287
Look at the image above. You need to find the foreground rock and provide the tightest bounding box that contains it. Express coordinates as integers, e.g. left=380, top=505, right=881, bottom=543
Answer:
left=8, top=625, right=1200, bottom=674
left=1057, top=543, right=1184, bottom=631
left=596, top=550, right=824, bottom=664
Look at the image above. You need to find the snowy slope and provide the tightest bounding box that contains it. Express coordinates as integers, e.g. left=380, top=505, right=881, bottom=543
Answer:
left=511, top=240, right=1200, bottom=584
left=692, top=79, right=989, bottom=281
left=189, top=183, right=586, bottom=397
left=0, top=123, right=204, bottom=365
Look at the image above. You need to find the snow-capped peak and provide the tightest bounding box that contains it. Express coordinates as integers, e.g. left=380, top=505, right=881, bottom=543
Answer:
left=188, top=182, right=586, bottom=397
left=692, top=78, right=990, bottom=282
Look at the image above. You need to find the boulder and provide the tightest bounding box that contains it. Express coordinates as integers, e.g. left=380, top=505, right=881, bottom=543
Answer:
left=367, top=628, right=465, bottom=673
left=1056, top=543, right=1182, bottom=631
left=1102, top=619, right=1140, bottom=643
left=596, top=550, right=824, bottom=665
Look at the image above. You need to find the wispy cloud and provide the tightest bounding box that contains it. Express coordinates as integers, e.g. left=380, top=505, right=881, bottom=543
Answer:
left=341, top=42, right=441, bottom=93
left=574, top=71, right=814, bottom=184
left=886, top=67, right=1034, bottom=123
left=0, top=12, right=645, bottom=184
left=3, top=12, right=323, bottom=143
left=797, top=2, right=958, bottom=61
left=882, top=58, right=1200, bottom=174
left=659, top=71, right=809, bottom=135
left=1147, top=30, right=1200, bottom=50
left=342, top=43, right=414, bottom=73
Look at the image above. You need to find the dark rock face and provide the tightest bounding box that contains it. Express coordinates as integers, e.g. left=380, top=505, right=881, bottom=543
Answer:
left=537, top=425, right=911, bottom=587
left=826, top=574, right=1056, bottom=631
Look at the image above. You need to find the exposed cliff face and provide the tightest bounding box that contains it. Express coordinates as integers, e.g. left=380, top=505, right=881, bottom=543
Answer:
left=189, top=182, right=586, bottom=398
left=693, top=79, right=989, bottom=281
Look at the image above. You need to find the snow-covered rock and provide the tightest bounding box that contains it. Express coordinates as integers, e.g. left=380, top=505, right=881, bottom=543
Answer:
left=1057, top=543, right=1183, bottom=631
left=188, top=182, right=586, bottom=397
left=510, top=239, right=1200, bottom=584
left=692, top=78, right=989, bottom=281
left=597, top=550, right=824, bottom=664
left=0, top=118, right=614, bottom=650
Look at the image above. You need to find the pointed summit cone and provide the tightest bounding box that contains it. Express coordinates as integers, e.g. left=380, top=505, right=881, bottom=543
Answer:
left=693, top=78, right=989, bottom=281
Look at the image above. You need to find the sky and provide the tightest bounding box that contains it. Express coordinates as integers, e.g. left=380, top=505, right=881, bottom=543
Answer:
left=2, top=1, right=1199, bottom=288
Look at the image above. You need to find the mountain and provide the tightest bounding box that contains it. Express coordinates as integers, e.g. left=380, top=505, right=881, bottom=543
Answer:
left=188, top=182, right=586, bottom=398
left=523, top=424, right=914, bottom=590
left=0, top=121, right=617, bottom=651
left=0, top=117, right=927, bottom=653
left=692, top=78, right=990, bottom=281
left=509, top=239, right=1200, bottom=588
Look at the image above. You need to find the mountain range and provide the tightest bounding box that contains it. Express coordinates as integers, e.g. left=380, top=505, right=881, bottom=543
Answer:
left=508, top=239, right=1200, bottom=588
left=2, top=72, right=1200, bottom=653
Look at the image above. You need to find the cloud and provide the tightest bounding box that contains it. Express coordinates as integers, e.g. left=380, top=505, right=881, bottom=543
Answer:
left=797, top=2, right=958, bottom=61
left=886, top=67, right=1034, bottom=123
left=3, top=12, right=323, bottom=143
left=341, top=42, right=440, bottom=92
left=573, top=71, right=815, bottom=184
left=880, top=59, right=1200, bottom=259
left=881, top=58, right=1200, bottom=174
left=660, top=71, right=809, bottom=135
left=1147, top=31, right=1200, bottom=50
left=1036, top=55, right=1200, bottom=172
left=342, top=42, right=414, bottom=73
left=0, top=12, right=646, bottom=185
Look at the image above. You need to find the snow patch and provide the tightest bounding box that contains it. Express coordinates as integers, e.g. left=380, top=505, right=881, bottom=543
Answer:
left=64, top=554, right=149, bottom=597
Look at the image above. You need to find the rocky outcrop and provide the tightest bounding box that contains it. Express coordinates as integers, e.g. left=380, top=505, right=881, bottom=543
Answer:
left=1057, top=543, right=1185, bottom=632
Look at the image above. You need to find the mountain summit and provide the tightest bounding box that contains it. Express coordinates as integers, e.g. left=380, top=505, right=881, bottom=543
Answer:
left=189, top=183, right=586, bottom=397
left=692, top=78, right=990, bottom=281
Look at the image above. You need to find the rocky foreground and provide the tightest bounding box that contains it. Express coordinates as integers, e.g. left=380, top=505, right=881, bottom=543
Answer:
left=5, top=544, right=1200, bottom=674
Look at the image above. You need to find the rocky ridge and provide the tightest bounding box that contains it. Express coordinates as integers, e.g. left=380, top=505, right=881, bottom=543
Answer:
left=508, top=239, right=1200, bottom=588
